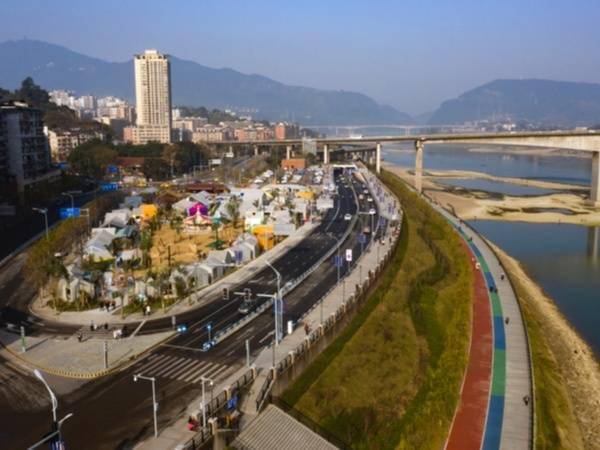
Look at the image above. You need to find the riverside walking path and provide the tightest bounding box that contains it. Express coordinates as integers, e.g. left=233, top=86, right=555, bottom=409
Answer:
left=430, top=201, right=533, bottom=450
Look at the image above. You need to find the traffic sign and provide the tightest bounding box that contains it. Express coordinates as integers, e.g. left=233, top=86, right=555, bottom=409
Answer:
left=101, top=182, right=119, bottom=192
left=59, top=207, right=80, bottom=218
left=345, top=249, right=353, bottom=262
left=358, top=233, right=366, bottom=244
left=333, top=255, right=343, bottom=268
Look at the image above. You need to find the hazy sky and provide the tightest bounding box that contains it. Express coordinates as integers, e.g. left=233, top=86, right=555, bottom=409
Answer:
left=2, top=0, right=600, bottom=115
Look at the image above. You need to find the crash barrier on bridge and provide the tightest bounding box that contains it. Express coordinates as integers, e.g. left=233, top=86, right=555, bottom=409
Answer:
left=207, top=176, right=364, bottom=349
left=180, top=367, right=257, bottom=450
left=254, top=216, right=402, bottom=413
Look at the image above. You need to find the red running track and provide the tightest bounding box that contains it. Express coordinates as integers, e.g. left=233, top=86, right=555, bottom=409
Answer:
left=445, top=241, right=493, bottom=450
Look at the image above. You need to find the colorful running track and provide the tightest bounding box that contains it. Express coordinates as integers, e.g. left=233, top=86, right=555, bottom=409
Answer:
left=443, top=217, right=531, bottom=450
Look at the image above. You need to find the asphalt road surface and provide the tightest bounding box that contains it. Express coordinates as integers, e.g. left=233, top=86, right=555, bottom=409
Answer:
left=0, top=169, right=382, bottom=449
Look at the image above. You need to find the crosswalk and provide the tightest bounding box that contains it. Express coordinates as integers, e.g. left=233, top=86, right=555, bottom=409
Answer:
left=131, top=354, right=234, bottom=384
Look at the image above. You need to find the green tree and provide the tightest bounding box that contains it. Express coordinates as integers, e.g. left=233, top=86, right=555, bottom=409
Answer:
left=225, top=197, right=241, bottom=229
left=68, top=140, right=118, bottom=179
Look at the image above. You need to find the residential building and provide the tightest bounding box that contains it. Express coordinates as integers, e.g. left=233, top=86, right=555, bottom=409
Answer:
left=275, top=122, right=300, bottom=140
left=192, top=125, right=233, bottom=143
left=281, top=158, right=306, bottom=171
left=0, top=101, right=53, bottom=198
left=47, top=128, right=106, bottom=162
left=133, top=49, right=172, bottom=144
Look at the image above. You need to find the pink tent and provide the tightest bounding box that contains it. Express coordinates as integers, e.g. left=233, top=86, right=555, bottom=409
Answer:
left=188, top=202, right=208, bottom=216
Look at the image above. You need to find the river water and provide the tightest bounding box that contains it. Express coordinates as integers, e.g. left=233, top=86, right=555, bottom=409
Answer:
left=383, top=143, right=599, bottom=355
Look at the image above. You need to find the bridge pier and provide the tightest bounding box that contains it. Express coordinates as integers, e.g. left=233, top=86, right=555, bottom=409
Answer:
left=254, top=145, right=259, bottom=157
left=323, top=144, right=329, bottom=165
left=591, top=151, right=600, bottom=205
left=415, top=140, right=424, bottom=194
left=286, top=145, right=292, bottom=160
left=376, top=142, right=381, bottom=174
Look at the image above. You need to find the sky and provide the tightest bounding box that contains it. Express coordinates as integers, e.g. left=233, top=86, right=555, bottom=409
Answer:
left=2, top=0, right=600, bottom=115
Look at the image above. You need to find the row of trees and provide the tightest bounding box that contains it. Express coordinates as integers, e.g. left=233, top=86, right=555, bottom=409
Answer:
left=67, top=140, right=212, bottom=181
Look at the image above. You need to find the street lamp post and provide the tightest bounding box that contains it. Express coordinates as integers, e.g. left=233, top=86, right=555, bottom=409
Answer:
left=34, top=369, right=57, bottom=422
left=265, top=260, right=282, bottom=345
left=32, top=207, right=49, bottom=241
left=61, top=190, right=81, bottom=209
left=200, top=376, right=214, bottom=429
left=133, top=374, right=158, bottom=438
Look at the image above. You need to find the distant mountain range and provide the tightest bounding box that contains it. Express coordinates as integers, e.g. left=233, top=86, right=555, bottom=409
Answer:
left=428, top=79, right=600, bottom=126
left=0, top=39, right=412, bottom=126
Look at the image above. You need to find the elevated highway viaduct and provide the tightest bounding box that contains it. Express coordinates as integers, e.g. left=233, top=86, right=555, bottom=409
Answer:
left=215, top=130, right=600, bottom=205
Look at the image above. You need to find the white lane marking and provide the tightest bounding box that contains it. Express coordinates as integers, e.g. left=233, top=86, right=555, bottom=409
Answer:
left=137, top=355, right=176, bottom=375
left=258, top=330, right=275, bottom=344
left=154, top=357, right=190, bottom=377
left=178, top=361, right=213, bottom=382
left=203, top=364, right=228, bottom=380
left=163, top=358, right=205, bottom=379
left=186, top=363, right=219, bottom=383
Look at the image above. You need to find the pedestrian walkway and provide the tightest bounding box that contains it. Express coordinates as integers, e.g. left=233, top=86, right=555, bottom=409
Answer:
left=129, top=353, right=238, bottom=385
left=0, top=328, right=173, bottom=378
left=430, top=204, right=532, bottom=450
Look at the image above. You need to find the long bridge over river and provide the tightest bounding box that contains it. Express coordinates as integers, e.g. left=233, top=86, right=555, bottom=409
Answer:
left=213, top=130, right=600, bottom=205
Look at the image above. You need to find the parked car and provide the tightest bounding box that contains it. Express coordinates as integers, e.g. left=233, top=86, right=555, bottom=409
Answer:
left=344, top=213, right=352, bottom=221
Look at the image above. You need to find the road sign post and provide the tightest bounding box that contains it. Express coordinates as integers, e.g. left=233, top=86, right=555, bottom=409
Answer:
left=171, top=315, right=176, bottom=330
left=207, top=323, right=212, bottom=342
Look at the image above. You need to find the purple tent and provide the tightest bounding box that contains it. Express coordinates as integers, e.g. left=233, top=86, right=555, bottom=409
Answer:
left=188, top=202, right=208, bottom=216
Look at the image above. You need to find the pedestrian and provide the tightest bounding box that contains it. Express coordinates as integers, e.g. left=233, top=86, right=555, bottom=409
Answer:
left=104, top=323, right=108, bottom=330
left=304, top=323, right=310, bottom=336
left=501, top=273, right=505, bottom=281
left=90, top=321, right=94, bottom=331
left=523, top=395, right=530, bottom=406
left=505, top=317, right=510, bottom=325
left=77, top=332, right=83, bottom=343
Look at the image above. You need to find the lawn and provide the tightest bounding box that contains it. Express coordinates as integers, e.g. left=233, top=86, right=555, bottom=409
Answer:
left=282, top=171, right=473, bottom=449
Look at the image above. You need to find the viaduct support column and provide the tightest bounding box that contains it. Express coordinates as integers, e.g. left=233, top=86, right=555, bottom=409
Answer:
left=376, top=142, right=381, bottom=174
left=415, top=140, right=424, bottom=194
left=254, top=145, right=259, bottom=157
left=286, top=145, right=292, bottom=160
left=323, top=144, right=329, bottom=165
left=591, top=151, right=600, bottom=206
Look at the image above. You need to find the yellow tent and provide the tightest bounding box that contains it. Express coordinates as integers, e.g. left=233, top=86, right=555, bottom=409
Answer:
left=140, top=204, right=158, bottom=221
left=252, top=224, right=275, bottom=250
left=296, top=190, right=315, bottom=200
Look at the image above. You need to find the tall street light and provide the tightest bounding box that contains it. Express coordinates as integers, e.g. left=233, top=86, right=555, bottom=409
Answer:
left=61, top=190, right=82, bottom=209
left=32, top=207, right=49, bottom=241
left=200, top=376, right=214, bottom=429
left=133, top=374, right=158, bottom=438
left=33, top=369, right=57, bottom=422
left=265, top=260, right=283, bottom=345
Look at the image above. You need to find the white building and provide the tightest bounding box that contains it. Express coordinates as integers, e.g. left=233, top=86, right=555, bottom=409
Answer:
left=132, top=49, right=172, bottom=144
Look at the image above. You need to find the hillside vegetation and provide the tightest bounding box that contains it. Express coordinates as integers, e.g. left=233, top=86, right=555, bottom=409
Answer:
left=283, top=171, right=473, bottom=449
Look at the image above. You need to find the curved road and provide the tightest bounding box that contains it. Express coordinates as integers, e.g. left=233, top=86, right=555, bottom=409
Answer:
left=0, top=169, right=382, bottom=449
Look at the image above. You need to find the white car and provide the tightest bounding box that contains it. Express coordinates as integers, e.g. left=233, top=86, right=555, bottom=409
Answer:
left=369, top=208, right=376, bottom=215
left=344, top=214, right=352, bottom=221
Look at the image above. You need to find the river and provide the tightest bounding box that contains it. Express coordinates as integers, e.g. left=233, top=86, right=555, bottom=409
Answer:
left=383, top=143, right=599, bottom=355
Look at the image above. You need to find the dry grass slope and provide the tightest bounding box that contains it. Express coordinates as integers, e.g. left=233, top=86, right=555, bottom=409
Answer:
left=283, top=171, right=473, bottom=449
